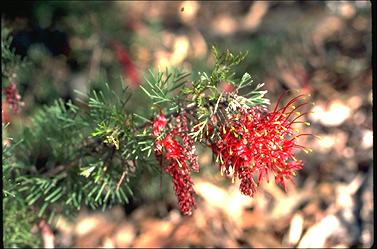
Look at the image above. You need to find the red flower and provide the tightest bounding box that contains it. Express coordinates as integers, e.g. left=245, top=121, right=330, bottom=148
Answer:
left=211, top=94, right=311, bottom=195
left=175, top=115, right=199, bottom=172
left=219, top=81, right=235, bottom=93
left=111, top=40, right=140, bottom=89
left=151, top=113, right=198, bottom=215
left=150, top=93, right=311, bottom=213
left=162, top=132, right=197, bottom=215
left=2, top=83, right=22, bottom=114
left=152, top=113, right=167, bottom=137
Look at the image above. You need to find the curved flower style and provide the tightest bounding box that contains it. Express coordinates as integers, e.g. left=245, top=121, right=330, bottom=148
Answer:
left=211, top=94, right=311, bottom=196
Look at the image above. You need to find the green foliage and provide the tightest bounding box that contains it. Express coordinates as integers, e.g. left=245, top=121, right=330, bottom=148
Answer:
left=14, top=85, right=139, bottom=221
left=3, top=124, right=21, bottom=198
left=1, top=26, right=26, bottom=84
left=185, top=46, right=248, bottom=98
left=23, top=99, right=86, bottom=162
left=3, top=197, right=41, bottom=248
left=3, top=124, right=41, bottom=248
left=140, top=68, right=190, bottom=111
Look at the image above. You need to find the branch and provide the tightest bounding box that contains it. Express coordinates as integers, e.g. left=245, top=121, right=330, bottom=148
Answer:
left=42, top=138, right=105, bottom=178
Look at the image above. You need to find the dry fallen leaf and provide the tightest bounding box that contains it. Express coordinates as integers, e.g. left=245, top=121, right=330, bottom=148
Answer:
left=211, top=15, right=238, bottom=36
left=245, top=230, right=281, bottom=248
left=74, top=213, right=116, bottom=247
left=179, top=1, right=200, bottom=24
left=309, top=100, right=351, bottom=127
left=112, top=222, right=136, bottom=248
left=286, top=212, right=304, bottom=246
left=195, top=181, right=252, bottom=225
left=241, top=1, right=269, bottom=31
left=133, top=219, right=174, bottom=247
left=298, top=214, right=342, bottom=248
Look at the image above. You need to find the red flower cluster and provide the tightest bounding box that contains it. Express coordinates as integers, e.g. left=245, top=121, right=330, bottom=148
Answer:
left=151, top=94, right=310, bottom=215
left=111, top=40, right=140, bottom=89
left=2, top=83, right=22, bottom=114
left=152, top=113, right=198, bottom=215
left=211, top=95, right=310, bottom=195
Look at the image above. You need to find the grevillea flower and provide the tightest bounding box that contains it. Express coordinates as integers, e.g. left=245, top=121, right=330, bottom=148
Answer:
left=161, top=132, right=197, bottom=215
left=152, top=113, right=167, bottom=156
left=151, top=113, right=198, bottom=215
left=211, top=94, right=311, bottom=196
left=175, top=114, right=199, bottom=172
left=111, top=40, right=140, bottom=89
left=2, top=83, right=22, bottom=114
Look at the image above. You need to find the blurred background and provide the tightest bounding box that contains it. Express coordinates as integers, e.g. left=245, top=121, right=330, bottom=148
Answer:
left=2, top=1, right=373, bottom=248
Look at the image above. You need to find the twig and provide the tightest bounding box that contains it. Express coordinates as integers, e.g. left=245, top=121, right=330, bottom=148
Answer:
left=43, top=155, right=82, bottom=178
left=43, top=138, right=103, bottom=178
left=212, top=92, right=224, bottom=117
left=116, top=170, right=127, bottom=192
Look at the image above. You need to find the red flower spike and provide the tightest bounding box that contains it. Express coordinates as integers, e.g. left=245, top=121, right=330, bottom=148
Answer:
left=161, top=131, right=197, bottom=215
left=151, top=114, right=199, bottom=215
left=167, top=165, right=197, bottom=215
left=211, top=95, right=311, bottom=196
left=175, top=115, right=199, bottom=172
left=152, top=113, right=167, bottom=137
